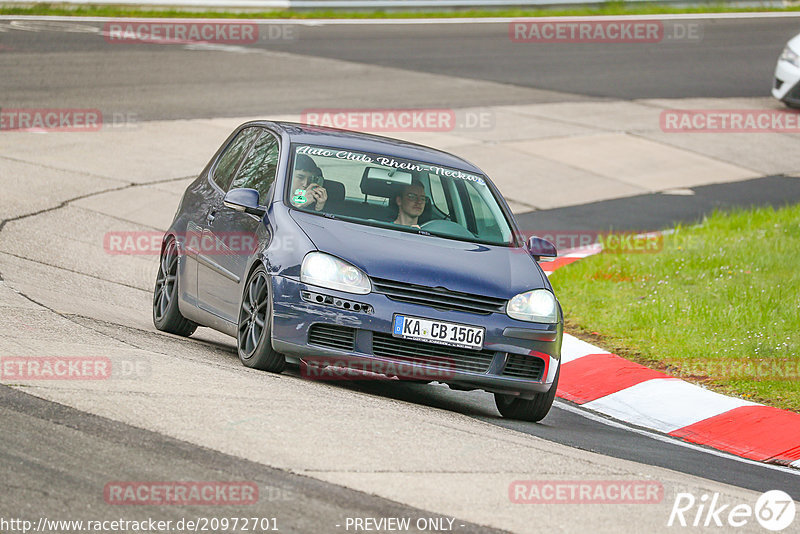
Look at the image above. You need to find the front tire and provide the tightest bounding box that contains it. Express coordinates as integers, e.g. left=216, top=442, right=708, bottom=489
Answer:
left=153, top=238, right=197, bottom=337
left=494, top=365, right=559, bottom=422
left=237, top=267, right=285, bottom=373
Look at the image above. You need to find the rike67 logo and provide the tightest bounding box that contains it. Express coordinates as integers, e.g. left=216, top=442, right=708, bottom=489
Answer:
left=668, top=490, right=796, bottom=531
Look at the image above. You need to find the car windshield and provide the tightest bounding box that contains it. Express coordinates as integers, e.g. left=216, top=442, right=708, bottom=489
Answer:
left=286, top=144, right=515, bottom=246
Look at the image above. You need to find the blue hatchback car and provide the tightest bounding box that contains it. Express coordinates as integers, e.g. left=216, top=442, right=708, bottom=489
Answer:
left=153, top=121, right=563, bottom=421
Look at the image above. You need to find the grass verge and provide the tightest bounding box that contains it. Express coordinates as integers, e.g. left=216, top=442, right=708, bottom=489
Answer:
left=549, top=204, right=800, bottom=412
left=1, top=2, right=800, bottom=19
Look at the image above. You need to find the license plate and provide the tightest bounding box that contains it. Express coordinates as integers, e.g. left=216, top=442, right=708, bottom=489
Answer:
left=392, top=315, right=485, bottom=351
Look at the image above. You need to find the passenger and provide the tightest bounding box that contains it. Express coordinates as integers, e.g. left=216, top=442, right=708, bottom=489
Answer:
left=393, top=180, right=427, bottom=228
left=291, top=154, right=328, bottom=211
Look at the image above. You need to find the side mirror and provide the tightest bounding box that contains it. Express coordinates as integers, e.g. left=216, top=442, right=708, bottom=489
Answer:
left=223, top=188, right=266, bottom=217
left=527, top=235, right=557, bottom=262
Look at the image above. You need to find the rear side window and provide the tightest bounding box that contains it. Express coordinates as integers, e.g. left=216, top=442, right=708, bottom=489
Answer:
left=213, top=127, right=260, bottom=191
left=231, top=131, right=280, bottom=203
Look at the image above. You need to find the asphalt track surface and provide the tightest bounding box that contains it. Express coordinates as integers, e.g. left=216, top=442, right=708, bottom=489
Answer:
left=1, top=18, right=800, bottom=118
left=2, top=15, right=800, bottom=533
left=516, top=175, right=800, bottom=232
left=253, top=18, right=800, bottom=100
left=0, top=384, right=502, bottom=533
left=302, top=376, right=800, bottom=501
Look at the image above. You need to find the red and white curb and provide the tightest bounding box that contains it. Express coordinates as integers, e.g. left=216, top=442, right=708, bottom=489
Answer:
left=544, top=245, right=800, bottom=470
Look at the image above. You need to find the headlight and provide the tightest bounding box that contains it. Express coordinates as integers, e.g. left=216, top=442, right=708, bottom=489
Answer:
left=506, top=289, right=558, bottom=323
left=780, top=45, right=800, bottom=68
left=301, top=252, right=371, bottom=295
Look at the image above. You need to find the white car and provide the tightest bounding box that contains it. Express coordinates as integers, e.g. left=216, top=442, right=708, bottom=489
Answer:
left=773, top=33, right=800, bottom=108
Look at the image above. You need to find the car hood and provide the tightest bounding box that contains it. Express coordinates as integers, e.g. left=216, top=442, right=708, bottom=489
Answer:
left=290, top=210, right=547, bottom=299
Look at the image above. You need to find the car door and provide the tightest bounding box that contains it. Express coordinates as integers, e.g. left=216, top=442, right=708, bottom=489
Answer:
left=197, top=128, right=280, bottom=323
left=192, top=126, right=261, bottom=319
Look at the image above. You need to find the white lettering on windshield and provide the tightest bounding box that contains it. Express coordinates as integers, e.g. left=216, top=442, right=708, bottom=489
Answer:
left=375, top=157, right=427, bottom=173
left=296, top=146, right=485, bottom=185
left=296, top=146, right=334, bottom=157
left=335, top=150, right=373, bottom=163
left=428, top=165, right=484, bottom=184
left=297, top=146, right=373, bottom=163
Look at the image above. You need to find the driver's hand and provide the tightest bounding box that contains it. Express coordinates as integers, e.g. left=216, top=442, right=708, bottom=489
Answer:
left=307, top=183, right=327, bottom=211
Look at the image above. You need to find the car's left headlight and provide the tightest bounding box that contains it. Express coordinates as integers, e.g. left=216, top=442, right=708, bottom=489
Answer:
left=301, top=252, right=371, bottom=294
left=506, top=289, right=558, bottom=323
left=780, top=45, right=800, bottom=68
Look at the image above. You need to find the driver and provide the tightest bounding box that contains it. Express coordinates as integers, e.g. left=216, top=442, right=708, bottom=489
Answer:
left=393, top=181, right=427, bottom=228
left=291, top=154, right=328, bottom=211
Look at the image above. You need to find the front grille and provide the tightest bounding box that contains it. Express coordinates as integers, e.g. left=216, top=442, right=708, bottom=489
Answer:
left=308, top=324, right=356, bottom=351
left=501, top=354, right=545, bottom=381
left=372, top=332, right=495, bottom=373
left=372, top=277, right=506, bottom=315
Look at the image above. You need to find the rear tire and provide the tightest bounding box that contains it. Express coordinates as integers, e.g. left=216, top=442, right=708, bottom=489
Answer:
left=494, top=365, right=559, bottom=422
left=237, top=267, right=285, bottom=373
left=153, top=238, right=197, bottom=337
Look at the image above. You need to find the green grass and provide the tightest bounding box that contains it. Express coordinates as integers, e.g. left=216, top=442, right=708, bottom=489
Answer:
left=2, top=2, right=800, bottom=19
left=549, top=204, right=800, bottom=413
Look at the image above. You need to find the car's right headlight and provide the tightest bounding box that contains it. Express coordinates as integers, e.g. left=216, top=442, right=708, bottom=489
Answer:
left=780, top=45, right=800, bottom=68
left=301, top=252, right=371, bottom=294
left=506, top=289, right=558, bottom=324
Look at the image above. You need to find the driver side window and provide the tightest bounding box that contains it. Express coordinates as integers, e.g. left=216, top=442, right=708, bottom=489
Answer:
left=213, top=127, right=261, bottom=191
left=231, top=131, right=280, bottom=203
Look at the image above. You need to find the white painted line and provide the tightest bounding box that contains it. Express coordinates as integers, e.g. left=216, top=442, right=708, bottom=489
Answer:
left=2, top=12, right=800, bottom=24
left=183, top=42, right=262, bottom=53
left=554, top=400, right=800, bottom=475
left=560, top=333, right=610, bottom=364
left=582, top=378, right=759, bottom=434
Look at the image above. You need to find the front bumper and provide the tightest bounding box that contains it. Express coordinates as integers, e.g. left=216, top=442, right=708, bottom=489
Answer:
left=270, top=276, right=562, bottom=399
left=772, top=59, right=800, bottom=105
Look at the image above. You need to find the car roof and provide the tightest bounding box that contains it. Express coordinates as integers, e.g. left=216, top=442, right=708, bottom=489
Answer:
left=246, top=120, right=485, bottom=175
